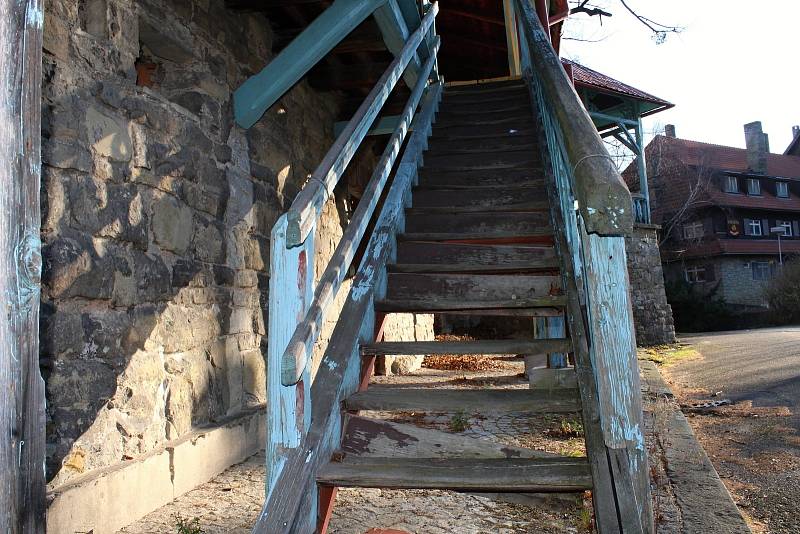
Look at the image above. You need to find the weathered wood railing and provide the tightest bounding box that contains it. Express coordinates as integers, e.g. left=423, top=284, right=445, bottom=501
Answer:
left=260, top=3, right=441, bottom=531
left=515, top=1, right=654, bottom=532
left=632, top=193, right=650, bottom=224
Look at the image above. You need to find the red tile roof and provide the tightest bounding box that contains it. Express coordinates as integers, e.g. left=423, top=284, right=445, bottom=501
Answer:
left=563, top=59, right=673, bottom=109
left=705, top=189, right=800, bottom=212
left=657, top=136, right=800, bottom=179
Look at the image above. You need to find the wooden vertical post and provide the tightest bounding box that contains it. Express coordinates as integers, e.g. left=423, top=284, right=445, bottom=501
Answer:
left=634, top=109, right=650, bottom=223
left=0, top=0, right=46, bottom=532
left=502, top=0, right=521, bottom=77
left=266, top=216, right=315, bottom=499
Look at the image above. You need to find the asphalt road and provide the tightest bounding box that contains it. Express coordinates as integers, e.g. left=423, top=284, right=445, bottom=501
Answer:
left=671, top=326, right=800, bottom=426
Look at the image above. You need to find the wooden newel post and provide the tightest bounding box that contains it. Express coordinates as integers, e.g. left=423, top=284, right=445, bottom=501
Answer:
left=1, top=0, right=46, bottom=531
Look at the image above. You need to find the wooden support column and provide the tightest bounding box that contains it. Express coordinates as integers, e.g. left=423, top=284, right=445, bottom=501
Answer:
left=502, top=0, right=521, bottom=77
left=634, top=110, right=651, bottom=223
left=233, top=0, right=387, bottom=128
left=0, top=0, right=46, bottom=532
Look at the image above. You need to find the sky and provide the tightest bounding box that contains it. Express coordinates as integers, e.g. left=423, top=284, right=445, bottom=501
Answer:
left=561, top=0, right=800, bottom=152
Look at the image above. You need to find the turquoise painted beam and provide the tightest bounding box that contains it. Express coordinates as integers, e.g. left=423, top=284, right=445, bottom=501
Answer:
left=334, top=114, right=417, bottom=137
left=374, top=0, right=421, bottom=88
left=234, top=0, right=387, bottom=129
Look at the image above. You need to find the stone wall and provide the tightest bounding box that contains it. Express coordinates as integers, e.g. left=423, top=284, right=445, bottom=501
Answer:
left=716, top=256, right=772, bottom=308
left=625, top=224, right=676, bottom=346
left=40, top=0, right=356, bottom=490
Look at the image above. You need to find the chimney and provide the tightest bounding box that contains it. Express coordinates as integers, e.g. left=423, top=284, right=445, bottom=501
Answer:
left=793, top=125, right=800, bottom=140
left=744, top=121, right=768, bottom=174
left=664, top=124, right=676, bottom=138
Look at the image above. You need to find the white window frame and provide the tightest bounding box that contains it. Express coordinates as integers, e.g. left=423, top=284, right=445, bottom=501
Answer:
left=682, top=221, right=705, bottom=240
left=776, top=181, right=789, bottom=198
left=751, top=262, right=771, bottom=281
left=724, top=175, right=739, bottom=193
left=747, top=218, right=763, bottom=236
left=684, top=266, right=706, bottom=283
left=747, top=178, right=761, bottom=195
left=776, top=220, right=793, bottom=237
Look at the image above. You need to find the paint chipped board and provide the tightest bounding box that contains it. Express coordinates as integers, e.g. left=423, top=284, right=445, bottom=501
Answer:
left=344, top=388, right=580, bottom=413
left=317, top=456, right=592, bottom=492
left=340, top=415, right=558, bottom=459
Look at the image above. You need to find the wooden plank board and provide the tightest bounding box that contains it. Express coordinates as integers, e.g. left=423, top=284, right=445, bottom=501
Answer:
left=387, top=262, right=557, bottom=274
left=384, top=272, right=562, bottom=305
left=409, top=187, right=547, bottom=209
left=403, top=212, right=550, bottom=234
left=397, top=233, right=555, bottom=247
left=361, top=338, right=571, bottom=355
left=428, top=134, right=538, bottom=154
left=436, top=103, right=530, bottom=122
left=344, top=388, right=580, bottom=412
left=433, top=112, right=534, bottom=130
left=341, top=415, right=558, bottom=459
left=317, top=457, right=592, bottom=492
left=436, top=94, right=529, bottom=115
left=418, top=166, right=541, bottom=187
left=1, top=1, right=46, bottom=531
left=395, top=241, right=556, bottom=268
left=422, top=149, right=537, bottom=171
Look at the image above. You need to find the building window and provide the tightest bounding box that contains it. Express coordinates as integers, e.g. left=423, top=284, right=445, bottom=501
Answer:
left=744, top=218, right=763, bottom=236
left=777, top=182, right=790, bottom=198
left=752, top=262, right=772, bottom=281
left=684, top=266, right=706, bottom=283
left=682, top=221, right=705, bottom=239
left=724, top=176, right=739, bottom=193
left=747, top=178, right=761, bottom=195
left=776, top=220, right=793, bottom=237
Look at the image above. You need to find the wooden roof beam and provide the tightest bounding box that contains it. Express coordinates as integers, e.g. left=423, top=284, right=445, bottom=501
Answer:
left=234, top=0, right=388, bottom=128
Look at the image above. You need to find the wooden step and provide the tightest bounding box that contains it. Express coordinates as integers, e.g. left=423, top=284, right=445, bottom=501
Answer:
left=428, top=134, right=537, bottom=155
left=433, top=112, right=534, bottom=130
left=341, top=415, right=558, bottom=460
left=418, top=167, right=542, bottom=188
left=344, top=387, right=579, bottom=412
left=397, top=231, right=554, bottom=247
left=410, top=186, right=547, bottom=210
left=395, top=241, right=556, bottom=271
left=362, top=338, right=571, bottom=356
left=437, top=103, right=530, bottom=124
left=431, top=121, right=535, bottom=140
left=423, top=149, right=536, bottom=172
left=444, top=80, right=526, bottom=97
left=403, top=212, right=550, bottom=235
left=438, top=94, right=529, bottom=115
left=383, top=272, right=562, bottom=311
left=317, top=457, right=592, bottom=492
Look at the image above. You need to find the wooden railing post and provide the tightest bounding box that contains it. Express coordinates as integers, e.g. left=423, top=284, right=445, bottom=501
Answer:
left=1, top=0, right=46, bottom=531
left=265, top=216, right=315, bottom=499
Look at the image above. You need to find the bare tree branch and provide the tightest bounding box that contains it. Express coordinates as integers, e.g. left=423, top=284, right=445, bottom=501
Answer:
left=567, top=0, right=683, bottom=44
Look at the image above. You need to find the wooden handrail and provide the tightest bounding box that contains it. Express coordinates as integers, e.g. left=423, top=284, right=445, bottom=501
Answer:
left=281, top=37, right=441, bottom=385
left=514, top=0, right=633, bottom=236
left=285, top=2, right=439, bottom=247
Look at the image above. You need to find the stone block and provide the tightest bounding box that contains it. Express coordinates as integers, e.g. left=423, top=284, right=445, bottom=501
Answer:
left=85, top=106, right=132, bottom=161
left=43, top=137, right=93, bottom=172
left=43, top=11, right=71, bottom=61
left=193, top=217, right=226, bottom=263
left=242, top=348, right=266, bottom=404
left=152, top=194, right=193, bottom=254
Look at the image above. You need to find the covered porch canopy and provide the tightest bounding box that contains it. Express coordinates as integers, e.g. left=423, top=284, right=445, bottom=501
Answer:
left=564, top=59, right=673, bottom=222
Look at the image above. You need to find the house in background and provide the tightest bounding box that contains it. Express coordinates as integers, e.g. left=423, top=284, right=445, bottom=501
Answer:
left=625, top=122, right=800, bottom=311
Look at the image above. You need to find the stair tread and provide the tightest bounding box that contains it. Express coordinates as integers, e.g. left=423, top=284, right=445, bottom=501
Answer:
left=387, top=263, right=558, bottom=274
left=375, top=295, right=567, bottom=311
left=362, top=339, right=570, bottom=355
left=344, top=387, right=580, bottom=413
left=397, top=230, right=554, bottom=245
left=317, top=456, right=591, bottom=492
left=410, top=188, right=547, bottom=210
left=406, top=203, right=549, bottom=215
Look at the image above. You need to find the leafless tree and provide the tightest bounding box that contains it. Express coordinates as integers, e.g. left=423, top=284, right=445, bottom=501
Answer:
left=567, top=0, right=683, bottom=44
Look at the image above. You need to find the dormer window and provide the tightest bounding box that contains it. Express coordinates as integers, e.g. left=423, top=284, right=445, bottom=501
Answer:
left=777, top=181, right=789, bottom=198
left=747, top=178, right=761, bottom=195
left=724, top=175, right=739, bottom=193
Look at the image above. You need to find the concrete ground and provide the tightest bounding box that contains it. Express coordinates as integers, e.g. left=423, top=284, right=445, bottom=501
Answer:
left=665, top=326, right=800, bottom=533
left=671, top=327, right=800, bottom=428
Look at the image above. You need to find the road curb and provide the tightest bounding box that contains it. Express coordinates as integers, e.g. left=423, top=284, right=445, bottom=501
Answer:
left=639, top=360, right=752, bottom=533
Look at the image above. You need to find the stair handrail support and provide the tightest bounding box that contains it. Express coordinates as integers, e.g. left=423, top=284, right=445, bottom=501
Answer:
left=514, top=0, right=654, bottom=532
left=261, top=5, right=441, bottom=530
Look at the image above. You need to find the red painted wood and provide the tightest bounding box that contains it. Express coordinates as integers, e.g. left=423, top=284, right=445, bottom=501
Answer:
left=359, top=313, right=386, bottom=391
left=317, top=485, right=338, bottom=534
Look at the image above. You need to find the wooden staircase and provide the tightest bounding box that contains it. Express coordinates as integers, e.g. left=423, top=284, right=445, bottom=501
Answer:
left=316, top=80, right=593, bottom=502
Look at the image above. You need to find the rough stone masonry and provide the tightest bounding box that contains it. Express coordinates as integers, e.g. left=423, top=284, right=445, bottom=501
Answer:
left=39, top=0, right=431, bottom=522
